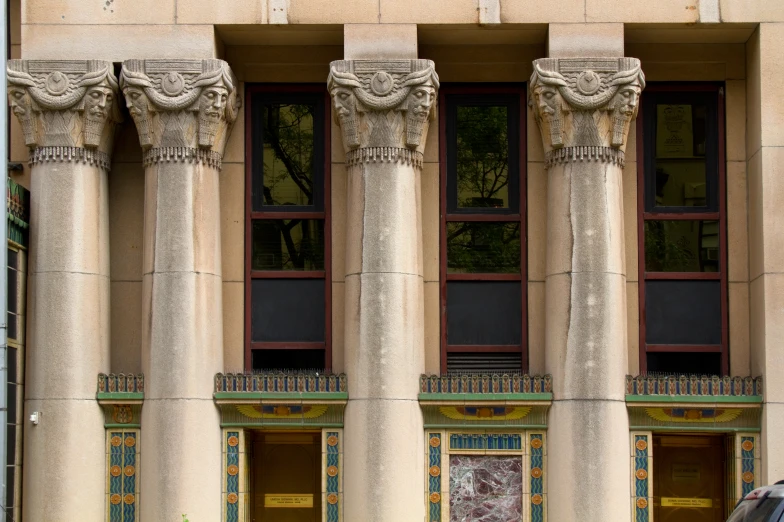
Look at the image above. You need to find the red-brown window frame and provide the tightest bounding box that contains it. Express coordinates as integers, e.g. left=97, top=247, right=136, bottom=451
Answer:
left=244, top=84, right=332, bottom=371
left=438, top=84, right=528, bottom=372
left=636, top=83, right=729, bottom=375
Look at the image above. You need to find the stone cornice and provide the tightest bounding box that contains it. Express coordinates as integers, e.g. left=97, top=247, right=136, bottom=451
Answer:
left=7, top=59, right=122, bottom=168
left=119, top=59, right=240, bottom=167
left=327, top=59, right=439, bottom=166
left=529, top=57, right=645, bottom=166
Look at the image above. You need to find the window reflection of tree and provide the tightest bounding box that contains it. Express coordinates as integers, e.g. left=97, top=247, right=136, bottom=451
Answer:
left=260, top=104, right=321, bottom=271
left=449, top=106, right=518, bottom=273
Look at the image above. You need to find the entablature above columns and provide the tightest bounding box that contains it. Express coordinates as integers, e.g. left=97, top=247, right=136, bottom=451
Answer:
left=529, top=57, right=645, bottom=169
left=327, top=59, right=439, bottom=168
left=119, top=59, right=240, bottom=169
left=7, top=59, right=122, bottom=170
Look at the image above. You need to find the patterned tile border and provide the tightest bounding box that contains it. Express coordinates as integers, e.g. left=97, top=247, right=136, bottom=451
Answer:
left=421, top=374, right=552, bottom=395
left=430, top=430, right=545, bottom=522
left=626, top=375, right=762, bottom=398
left=222, top=429, right=246, bottom=522
left=324, top=430, right=342, bottom=522
left=737, top=433, right=760, bottom=501
left=98, top=373, right=145, bottom=395
left=630, top=432, right=652, bottom=522
left=216, top=372, right=347, bottom=393
left=106, top=429, right=139, bottom=522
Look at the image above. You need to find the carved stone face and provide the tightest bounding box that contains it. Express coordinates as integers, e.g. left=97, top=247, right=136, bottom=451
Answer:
left=83, top=85, right=114, bottom=148
left=198, top=84, right=229, bottom=148
left=8, top=86, right=37, bottom=146
left=532, top=84, right=565, bottom=148
left=124, top=86, right=153, bottom=149
left=608, top=81, right=642, bottom=147
left=331, top=87, right=360, bottom=149
left=405, top=84, right=437, bottom=148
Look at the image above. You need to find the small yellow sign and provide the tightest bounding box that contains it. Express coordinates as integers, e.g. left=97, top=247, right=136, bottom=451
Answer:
left=661, top=497, right=713, bottom=508
left=265, top=494, right=314, bottom=508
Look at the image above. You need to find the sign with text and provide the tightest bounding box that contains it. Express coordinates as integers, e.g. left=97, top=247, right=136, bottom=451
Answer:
left=265, top=494, right=314, bottom=508
left=661, top=497, right=713, bottom=508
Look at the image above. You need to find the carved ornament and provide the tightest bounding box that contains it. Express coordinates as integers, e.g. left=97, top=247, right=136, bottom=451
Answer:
left=327, top=60, right=439, bottom=167
left=119, top=59, right=240, bottom=169
left=6, top=60, right=122, bottom=169
left=529, top=58, right=645, bottom=168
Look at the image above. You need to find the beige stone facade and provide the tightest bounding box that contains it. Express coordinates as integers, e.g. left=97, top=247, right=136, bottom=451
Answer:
left=4, top=0, right=783, bottom=520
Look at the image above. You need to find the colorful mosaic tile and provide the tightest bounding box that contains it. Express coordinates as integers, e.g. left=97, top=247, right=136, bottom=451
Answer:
left=632, top=432, right=651, bottom=522
left=98, top=373, right=145, bottom=395
left=106, top=430, right=138, bottom=522
left=449, top=433, right=522, bottom=451
left=529, top=433, right=545, bottom=522
left=427, top=432, right=442, bottom=522
left=326, top=431, right=340, bottom=522
left=216, top=372, right=347, bottom=393
left=420, top=374, right=552, bottom=395
left=225, top=431, right=240, bottom=522
left=626, top=375, right=762, bottom=397
left=740, top=435, right=756, bottom=498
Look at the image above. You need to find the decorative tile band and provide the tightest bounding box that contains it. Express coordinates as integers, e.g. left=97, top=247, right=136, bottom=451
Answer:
left=325, top=431, right=340, bottom=522
left=740, top=435, right=757, bottom=498
left=216, top=372, right=347, bottom=393
left=98, top=374, right=145, bottom=395
left=7, top=178, right=30, bottom=247
left=427, top=432, right=442, bottom=522
left=420, top=374, right=552, bottom=395
left=626, top=375, right=762, bottom=397
left=106, top=430, right=138, bottom=522
left=449, top=433, right=522, bottom=451
left=345, top=147, right=424, bottom=169
left=30, top=146, right=112, bottom=171
left=223, top=430, right=242, bottom=522
left=143, top=147, right=222, bottom=169
left=631, top=432, right=652, bottom=522
left=529, top=433, right=545, bottom=522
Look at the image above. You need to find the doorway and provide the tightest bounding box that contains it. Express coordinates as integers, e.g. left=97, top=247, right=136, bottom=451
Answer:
left=653, top=434, right=726, bottom=522
left=249, top=431, right=322, bottom=522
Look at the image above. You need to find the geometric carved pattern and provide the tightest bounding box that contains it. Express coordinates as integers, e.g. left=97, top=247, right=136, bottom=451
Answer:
left=420, top=374, right=552, bottom=394
left=626, top=375, right=763, bottom=397
left=631, top=432, right=652, bottom=522
left=106, top=430, right=139, bottom=522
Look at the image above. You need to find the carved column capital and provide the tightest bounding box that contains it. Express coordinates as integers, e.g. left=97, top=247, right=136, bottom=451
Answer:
left=119, top=59, right=241, bottom=169
left=529, top=57, right=645, bottom=169
left=7, top=60, right=122, bottom=170
left=327, top=59, right=439, bottom=169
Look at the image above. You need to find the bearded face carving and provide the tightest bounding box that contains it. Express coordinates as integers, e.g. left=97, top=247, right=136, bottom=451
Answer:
left=198, top=84, right=229, bottom=148
left=8, top=86, right=37, bottom=147
left=531, top=83, right=565, bottom=148
left=405, top=84, right=436, bottom=148
left=123, top=86, right=153, bottom=149
left=607, top=82, right=642, bottom=148
left=83, top=84, right=114, bottom=148
left=331, top=87, right=360, bottom=150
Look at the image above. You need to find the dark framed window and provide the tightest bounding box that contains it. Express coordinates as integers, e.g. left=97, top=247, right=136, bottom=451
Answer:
left=637, top=84, right=728, bottom=375
left=245, top=85, right=331, bottom=371
left=439, top=85, right=527, bottom=373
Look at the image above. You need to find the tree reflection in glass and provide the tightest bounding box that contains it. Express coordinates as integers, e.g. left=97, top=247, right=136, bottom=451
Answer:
left=456, top=106, right=509, bottom=209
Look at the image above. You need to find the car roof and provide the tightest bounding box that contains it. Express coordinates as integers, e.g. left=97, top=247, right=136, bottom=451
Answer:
left=744, top=484, right=784, bottom=500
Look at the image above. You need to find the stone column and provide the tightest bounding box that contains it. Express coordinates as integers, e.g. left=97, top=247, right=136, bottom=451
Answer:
left=530, top=57, right=644, bottom=522
left=7, top=60, right=120, bottom=521
left=328, top=59, right=438, bottom=521
left=120, top=59, right=239, bottom=521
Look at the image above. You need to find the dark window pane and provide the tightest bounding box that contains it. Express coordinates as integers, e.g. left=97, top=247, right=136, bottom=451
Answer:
left=654, top=103, right=708, bottom=207
left=447, top=281, right=521, bottom=345
left=251, top=349, right=325, bottom=371
left=6, top=314, right=16, bottom=342
left=644, top=220, right=720, bottom=272
left=455, top=105, right=510, bottom=209
left=252, top=219, right=325, bottom=271
left=261, top=103, right=315, bottom=206
left=7, top=348, right=16, bottom=385
left=646, top=352, right=721, bottom=375
left=7, top=249, right=17, bottom=269
left=645, top=280, right=721, bottom=345
left=251, top=279, right=325, bottom=342
left=447, top=222, right=520, bottom=273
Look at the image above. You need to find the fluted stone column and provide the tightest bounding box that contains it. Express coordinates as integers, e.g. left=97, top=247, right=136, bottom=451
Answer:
left=7, top=60, right=120, bottom=521
left=530, top=58, right=644, bottom=522
left=328, top=60, right=438, bottom=521
left=120, top=59, right=239, bottom=521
